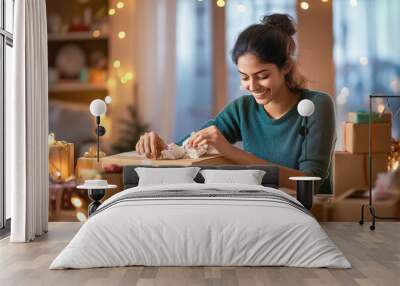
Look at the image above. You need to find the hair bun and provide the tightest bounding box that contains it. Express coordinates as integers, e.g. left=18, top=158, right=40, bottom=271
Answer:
left=261, top=14, right=296, bottom=36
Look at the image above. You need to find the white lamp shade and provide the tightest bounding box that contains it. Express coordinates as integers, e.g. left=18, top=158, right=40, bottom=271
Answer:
left=90, top=99, right=107, bottom=116
left=297, top=99, right=315, bottom=117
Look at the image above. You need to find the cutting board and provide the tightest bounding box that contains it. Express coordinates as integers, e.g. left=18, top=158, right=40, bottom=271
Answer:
left=101, top=151, right=237, bottom=167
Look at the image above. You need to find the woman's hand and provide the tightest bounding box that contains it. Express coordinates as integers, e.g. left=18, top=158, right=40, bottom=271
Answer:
left=186, top=125, right=232, bottom=155
left=135, top=131, right=167, bottom=159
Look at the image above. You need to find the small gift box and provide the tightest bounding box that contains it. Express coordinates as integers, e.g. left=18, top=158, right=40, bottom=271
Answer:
left=347, top=111, right=392, bottom=124
left=75, top=146, right=106, bottom=183
left=49, top=133, right=75, bottom=181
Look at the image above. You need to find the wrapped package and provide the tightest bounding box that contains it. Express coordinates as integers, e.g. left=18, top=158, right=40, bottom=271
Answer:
left=160, top=132, right=219, bottom=160
left=161, top=143, right=187, bottom=159
left=49, top=137, right=74, bottom=181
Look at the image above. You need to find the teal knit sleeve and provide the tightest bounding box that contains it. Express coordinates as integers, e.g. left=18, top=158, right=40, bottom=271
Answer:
left=299, top=94, right=336, bottom=181
left=175, top=98, right=243, bottom=145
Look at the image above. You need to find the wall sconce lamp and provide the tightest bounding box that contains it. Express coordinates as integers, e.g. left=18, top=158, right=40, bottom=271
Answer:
left=89, top=99, right=107, bottom=162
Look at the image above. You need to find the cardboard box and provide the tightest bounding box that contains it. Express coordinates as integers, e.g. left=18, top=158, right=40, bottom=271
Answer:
left=347, top=112, right=392, bottom=124
left=333, top=152, right=366, bottom=198
left=75, top=157, right=104, bottom=183
left=333, top=151, right=388, bottom=198
left=327, top=189, right=400, bottom=221
left=343, top=122, right=391, bottom=153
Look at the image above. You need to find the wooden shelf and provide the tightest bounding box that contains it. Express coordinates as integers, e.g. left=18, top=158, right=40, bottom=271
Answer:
left=48, top=32, right=108, bottom=42
left=49, top=82, right=108, bottom=93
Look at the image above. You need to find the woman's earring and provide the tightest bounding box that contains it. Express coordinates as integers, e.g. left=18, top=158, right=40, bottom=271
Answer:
left=239, top=85, right=246, bottom=91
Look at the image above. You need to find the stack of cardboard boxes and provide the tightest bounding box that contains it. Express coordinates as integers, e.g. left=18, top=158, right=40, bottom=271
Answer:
left=333, top=112, right=392, bottom=198
left=330, top=111, right=395, bottom=220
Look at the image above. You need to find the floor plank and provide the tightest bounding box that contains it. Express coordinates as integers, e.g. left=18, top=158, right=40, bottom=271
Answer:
left=0, top=222, right=399, bottom=286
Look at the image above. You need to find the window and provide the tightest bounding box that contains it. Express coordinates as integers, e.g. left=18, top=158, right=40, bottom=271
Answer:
left=1, top=0, right=14, bottom=231
left=226, top=0, right=296, bottom=101
left=174, top=0, right=213, bottom=141
left=333, top=0, right=400, bottom=141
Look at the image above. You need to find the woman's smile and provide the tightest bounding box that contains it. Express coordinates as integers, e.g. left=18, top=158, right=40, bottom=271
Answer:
left=252, top=89, right=273, bottom=102
left=253, top=90, right=269, bottom=99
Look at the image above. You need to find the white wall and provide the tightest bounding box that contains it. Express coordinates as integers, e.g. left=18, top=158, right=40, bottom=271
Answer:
left=296, top=0, right=335, bottom=95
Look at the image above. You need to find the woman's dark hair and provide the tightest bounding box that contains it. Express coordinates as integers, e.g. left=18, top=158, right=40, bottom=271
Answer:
left=231, top=14, right=306, bottom=93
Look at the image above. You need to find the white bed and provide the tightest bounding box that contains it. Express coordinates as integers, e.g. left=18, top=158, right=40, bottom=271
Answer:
left=50, top=183, right=351, bottom=269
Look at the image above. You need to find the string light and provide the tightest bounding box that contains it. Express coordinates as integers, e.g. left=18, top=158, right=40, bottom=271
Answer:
left=322, top=0, right=328, bottom=2
left=120, top=76, right=128, bottom=84
left=216, top=0, right=225, bottom=8
left=113, top=60, right=121, bottom=69
left=120, top=72, right=134, bottom=84
left=92, top=30, right=101, bottom=38
left=237, top=4, right=247, bottom=13
left=71, top=197, right=83, bottom=208
left=389, top=139, right=400, bottom=171
left=105, top=96, right=112, bottom=104
left=76, top=211, right=87, bottom=222
left=300, top=1, right=309, bottom=10
left=118, top=31, right=126, bottom=39
left=107, top=1, right=136, bottom=93
left=350, top=0, right=358, bottom=7
left=125, top=72, right=134, bottom=81
left=377, top=104, right=385, bottom=113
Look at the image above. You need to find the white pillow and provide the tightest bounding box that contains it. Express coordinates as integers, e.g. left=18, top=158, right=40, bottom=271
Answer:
left=135, top=167, right=201, bottom=186
left=200, top=169, right=266, bottom=185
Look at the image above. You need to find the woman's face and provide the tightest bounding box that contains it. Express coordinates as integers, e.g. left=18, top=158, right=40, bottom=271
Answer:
left=237, top=53, right=288, bottom=105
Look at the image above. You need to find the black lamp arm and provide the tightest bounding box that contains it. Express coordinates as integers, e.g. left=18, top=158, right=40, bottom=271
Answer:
left=94, top=116, right=106, bottom=162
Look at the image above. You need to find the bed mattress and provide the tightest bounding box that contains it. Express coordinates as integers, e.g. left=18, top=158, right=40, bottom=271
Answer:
left=50, top=183, right=350, bottom=269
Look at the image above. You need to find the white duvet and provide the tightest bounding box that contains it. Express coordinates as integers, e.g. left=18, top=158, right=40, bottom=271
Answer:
left=50, top=183, right=351, bottom=269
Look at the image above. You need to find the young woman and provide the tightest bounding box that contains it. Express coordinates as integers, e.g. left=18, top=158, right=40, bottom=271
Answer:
left=135, top=14, right=336, bottom=193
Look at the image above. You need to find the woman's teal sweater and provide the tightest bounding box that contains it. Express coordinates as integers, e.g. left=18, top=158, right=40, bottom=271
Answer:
left=176, top=89, right=336, bottom=194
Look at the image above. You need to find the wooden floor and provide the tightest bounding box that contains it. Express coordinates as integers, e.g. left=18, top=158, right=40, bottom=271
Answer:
left=0, top=222, right=399, bottom=286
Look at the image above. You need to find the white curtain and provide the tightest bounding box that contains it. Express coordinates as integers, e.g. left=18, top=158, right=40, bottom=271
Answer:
left=174, top=0, right=213, bottom=142
left=7, top=0, right=49, bottom=242
left=135, top=0, right=177, bottom=142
